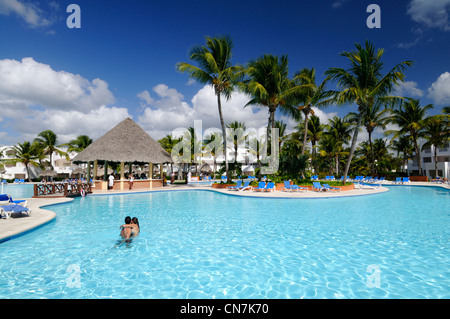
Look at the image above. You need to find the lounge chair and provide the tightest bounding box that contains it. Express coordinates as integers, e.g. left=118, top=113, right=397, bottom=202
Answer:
left=322, top=184, right=341, bottom=192
left=282, top=181, right=295, bottom=192
left=227, top=180, right=242, bottom=190
left=0, top=194, right=27, bottom=207
left=253, top=182, right=266, bottom=192
left=282, top=181, right=307, bottom=192
left=393, top=177, right=402, bottom=184
left=292, top=185, right=308, bottom=192
left=311, top=175, right=318, bottom=181
left=238, top=181, right=252, bottom=191
left=312, top=182, right=327, bottom=192
left=402, top=177, right=410, bottom=184
left=0, top=204, right=31, bottom=219
left=263, top=182, right=275, bottom=192
left=356, top=183, right=381, bottom=190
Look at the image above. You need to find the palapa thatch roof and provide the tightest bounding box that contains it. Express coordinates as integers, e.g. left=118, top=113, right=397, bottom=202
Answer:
left=72, top=118, right=172, bottom=164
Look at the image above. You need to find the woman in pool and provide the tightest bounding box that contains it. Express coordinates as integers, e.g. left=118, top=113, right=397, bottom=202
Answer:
left=120, top=216, right=140, bottom=239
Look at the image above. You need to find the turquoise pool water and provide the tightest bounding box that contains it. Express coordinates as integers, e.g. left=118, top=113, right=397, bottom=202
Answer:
left=0, top=186, right=449, bottom=298
left=0, top=184, right=34, bottom=199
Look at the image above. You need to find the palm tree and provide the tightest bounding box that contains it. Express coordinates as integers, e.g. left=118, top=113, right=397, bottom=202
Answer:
left=33, top=130, right=68, bottom=169
left=325, top=115, right=353, bottom=175
left=10, top=141, right=41, bottom=182
left=325, top=41, right=413, bottom=184
left=421, top=116, right=450, bottom=178
left=203, top=132, right=224, bottom=175
left=386, top=98, right=433, bottom=176
left=372, top=138, right=389, bottom=174
left=319, top=134, right=343, bottom=175
left=350, top=102, right=390, bottom=174
left=185, top=127, right=203, bottom=173
left=226, top=121, right=247, bottom=164
left=61, top=135, right=93, bottom=153
left=292, top=67, right=332, bottom=156
left=390, top=135, right=414, bottom=173
left=176, top=35, right=243, bottom=183
left=241, top=54, right=299, bottom=139
left=306, top=114, right=324, bottom=173
left=274, top=120, right=288, bottom=151
left=159, top=134, right=182, bottom=175
left=443, top=106, right=450, bottom=114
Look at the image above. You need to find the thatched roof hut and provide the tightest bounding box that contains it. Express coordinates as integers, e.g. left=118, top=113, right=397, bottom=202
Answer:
left=73, top=118, right=172, bottom=164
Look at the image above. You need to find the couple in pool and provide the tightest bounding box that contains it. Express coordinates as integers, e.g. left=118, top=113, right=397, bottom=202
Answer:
left=120, top=216, right=140, bottom=240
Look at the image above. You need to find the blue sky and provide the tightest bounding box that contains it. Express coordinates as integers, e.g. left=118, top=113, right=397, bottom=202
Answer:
left=0, top=0, right=449, bottom=146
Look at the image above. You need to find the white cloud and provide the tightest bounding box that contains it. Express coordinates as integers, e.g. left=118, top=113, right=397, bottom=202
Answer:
left=0, top=58, right=115, bottom=113
left=0, top=57, right=127, bottom=145
left=407, top=0, right=450, bottom=31
left=16, top=106, right=132, bottom=144
left=0, top=0, right=52, bottom=28
left=394, top=81, right=424, bottom=98
left=137, top=84, right=269, bottom=140
left=428, top=72, right=450, bottom=104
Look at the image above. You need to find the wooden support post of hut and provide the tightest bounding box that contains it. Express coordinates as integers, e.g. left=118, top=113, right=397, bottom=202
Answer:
left=149, top=162, right=153, bottom=189
left=93, top=160, right=98, bottom=180
left=72, top=118, right=172, bottom=192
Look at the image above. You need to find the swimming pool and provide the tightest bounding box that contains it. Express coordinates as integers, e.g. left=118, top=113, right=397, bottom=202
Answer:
left=0, top=186, right=448, bottom=298
left=0, top=183, right=34, bottom=199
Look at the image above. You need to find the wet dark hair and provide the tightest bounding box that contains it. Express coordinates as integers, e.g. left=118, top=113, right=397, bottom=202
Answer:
left=132, top=217, right=139, bottom=227
left=124, top=216, right=131, bottom=224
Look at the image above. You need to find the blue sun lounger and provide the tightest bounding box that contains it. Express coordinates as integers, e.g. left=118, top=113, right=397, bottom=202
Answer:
left=227, top=180, right=242, bottom=190
left=253, top=182, right=266, bottom=192
left=282, top=181, right=307, bottom=192
left=237, top=181, right=252, bottom=191
left=322, top=184, right=341, bottom=192
left=282, top=181, right=295, bottom=192
left=0, top=204, right=31, bottom=219
left=263, top=182, right=275, bottom=192
left=0, top=194, right=27, bottom=207
left=312, top=182, right=327, bottom=192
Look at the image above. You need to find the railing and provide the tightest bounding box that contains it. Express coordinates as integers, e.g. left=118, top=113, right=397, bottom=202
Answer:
left=34, top=183, right=92, bottom=197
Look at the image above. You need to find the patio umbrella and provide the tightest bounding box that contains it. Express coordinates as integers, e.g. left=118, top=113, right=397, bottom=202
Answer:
left=39, top=169, right=57, bottom=181
left=72, top=167, right=86, bottom=175
left=200, top=163, right=212, bottom=173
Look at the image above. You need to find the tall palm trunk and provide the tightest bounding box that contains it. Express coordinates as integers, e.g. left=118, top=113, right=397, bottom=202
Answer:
left=343, top=111, right=364, bottom=184
left=335, top=154, right=339, bottom=176
left=312, top=141, right=317, bottom=173
left=368, top=130, right=375, bottom=175
left=217, top=93, right=230, bottom=182
left=301, top=112, right=309, bottom=155
left=412, top=133, right=422, bottom=176
left=25, top=162, right=31, bottom=182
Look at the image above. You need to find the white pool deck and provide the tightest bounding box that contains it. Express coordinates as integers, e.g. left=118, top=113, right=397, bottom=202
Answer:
left=1, top=181, right=448, bottom=243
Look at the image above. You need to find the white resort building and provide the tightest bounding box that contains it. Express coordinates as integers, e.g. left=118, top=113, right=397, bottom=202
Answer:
left=406, top=141, right=450, bottom=179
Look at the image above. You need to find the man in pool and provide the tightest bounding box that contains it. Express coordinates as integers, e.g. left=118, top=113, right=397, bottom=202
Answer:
left=120, top=216, right=140, bottom=239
